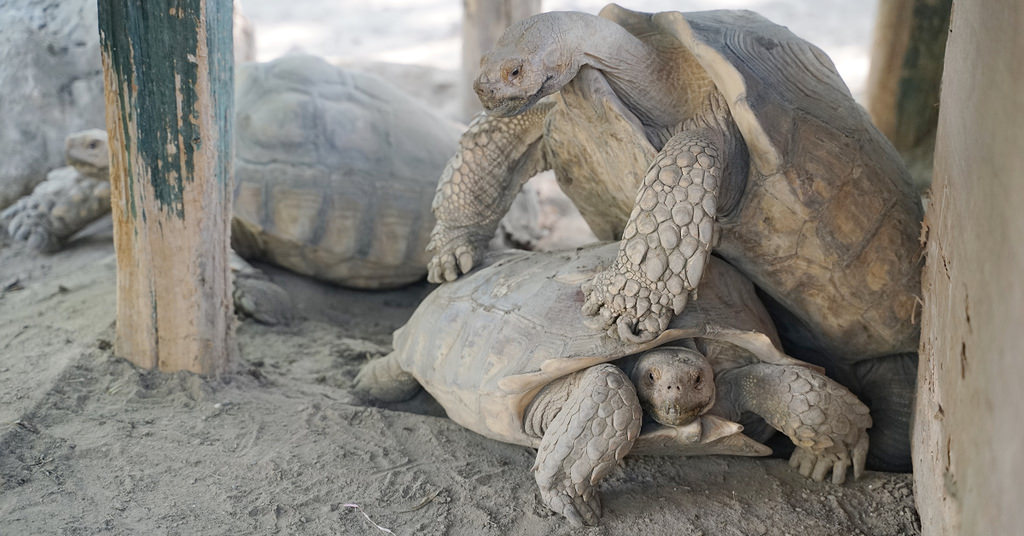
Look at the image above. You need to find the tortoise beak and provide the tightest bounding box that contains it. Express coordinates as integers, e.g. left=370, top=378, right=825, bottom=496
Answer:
left=473, top=73, right=548, bottom=117
left=473, top=75, right=498, bottom=108
left=474, top=79, right=529, bottom=117
left=658, top=402, right=708, bottom=427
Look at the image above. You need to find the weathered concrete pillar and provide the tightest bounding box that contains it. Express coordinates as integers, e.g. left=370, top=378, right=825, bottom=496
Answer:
left=915, top=0, right=1024, bottom=532
left=98, top=0, right=236, bottom=374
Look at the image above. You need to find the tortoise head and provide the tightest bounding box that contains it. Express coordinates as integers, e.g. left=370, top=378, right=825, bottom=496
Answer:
left=65, top=129, right=110, bottom=179
left=474, top=13, right=581, bottom=117
left=629, top=347, right=715, bottom=427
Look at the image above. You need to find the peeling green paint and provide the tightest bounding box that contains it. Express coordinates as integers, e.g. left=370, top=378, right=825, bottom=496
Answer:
left=206, top=0, right=235, bottom=201
left=98, top=0, right=234, bottom=220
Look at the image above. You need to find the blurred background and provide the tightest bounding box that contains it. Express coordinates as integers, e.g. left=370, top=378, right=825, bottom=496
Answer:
left=243, top=0, right=878, bottom=105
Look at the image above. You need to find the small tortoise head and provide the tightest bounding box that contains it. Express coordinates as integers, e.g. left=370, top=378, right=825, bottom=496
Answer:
left=65, top=129, right=110, bottom=180
left=474, top=13, right=581, bottom=117
left=630, top=347, right=715, bottom=427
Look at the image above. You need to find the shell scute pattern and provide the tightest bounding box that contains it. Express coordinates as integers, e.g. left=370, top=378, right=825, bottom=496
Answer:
left=234, top=55, right=462, bottom=288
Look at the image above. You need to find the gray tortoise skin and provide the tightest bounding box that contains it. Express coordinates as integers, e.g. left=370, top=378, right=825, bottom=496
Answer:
left=356, top=243, right=871, bottom=527
left=425, top=5, right=921, bottom=471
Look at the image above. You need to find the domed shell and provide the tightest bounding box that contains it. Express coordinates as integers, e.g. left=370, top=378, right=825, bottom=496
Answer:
left=391, top=243, right=806, bottom=446
left=603, top=6, right=924, bottom=361
left=232, top=55, right=463, bottom=289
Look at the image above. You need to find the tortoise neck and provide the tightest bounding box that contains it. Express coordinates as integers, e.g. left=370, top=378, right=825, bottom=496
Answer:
left=567, top=12, right=708, bottom=130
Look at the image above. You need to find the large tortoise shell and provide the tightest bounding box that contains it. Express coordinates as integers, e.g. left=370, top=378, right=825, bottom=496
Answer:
left=232, top=55, right=462, bottom=288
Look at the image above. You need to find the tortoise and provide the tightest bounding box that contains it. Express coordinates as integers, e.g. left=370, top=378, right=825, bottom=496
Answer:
left=230, top=54, right=465, bottom=289
left=355, top=243, right=871, bottom=527
left=1, top=56, right=580, bottom=288
left=1, top=128, right=111, bottom=252
left=424, top=5, right=922, bottom=470
left=2, top=55, right=460, bottom=290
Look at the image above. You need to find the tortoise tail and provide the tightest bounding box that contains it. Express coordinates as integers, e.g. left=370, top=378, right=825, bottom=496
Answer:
left=353, top=353, right=420, bottom=403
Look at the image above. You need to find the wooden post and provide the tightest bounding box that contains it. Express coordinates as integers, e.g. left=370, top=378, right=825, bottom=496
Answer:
left=461, top=0, right=542, bottom=120
left=914, top=0, right=1024, bottom=533
left=865, top=0, right=952, bottom=190
left=98, top=0, right=236, bottom=374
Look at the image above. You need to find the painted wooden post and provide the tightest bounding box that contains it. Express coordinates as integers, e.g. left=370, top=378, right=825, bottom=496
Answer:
left=865, top=0, right=952, bottom=190
left=98, top=0, right=236, bottom=374
left=461, top=0, right=542, bottom=120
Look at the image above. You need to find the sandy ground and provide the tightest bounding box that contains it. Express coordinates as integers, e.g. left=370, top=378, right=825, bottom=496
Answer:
left=0, top=220, right=921, bottom=535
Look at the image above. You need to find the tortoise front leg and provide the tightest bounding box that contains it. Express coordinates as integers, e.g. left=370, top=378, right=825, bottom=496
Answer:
left=1, top=171, right=111, bottom=252
left=526, top=364, right=642, bottom=527
left=714, top=363, right=873, bottom=484
left=582, top=122, right=731, bottom=342
left=427, top=100, right=554, bottom=283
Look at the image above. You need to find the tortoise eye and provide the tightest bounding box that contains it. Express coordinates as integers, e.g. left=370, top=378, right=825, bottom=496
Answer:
left=504, top=65, right=522, bottom=82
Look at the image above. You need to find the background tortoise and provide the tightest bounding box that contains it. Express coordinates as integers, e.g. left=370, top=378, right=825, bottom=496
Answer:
left=230, top=54, right=461, bottom=289
left=2, top=55, right=466, bottom=323
left=1, top=55, right=580, bottom=289
left=1, top=128, right=111, bottom=253
left=425, top=5, right=921, bottom=470
left=355, top=243, right=871, bottom=527
left=1, top=55, right=458, bottom=289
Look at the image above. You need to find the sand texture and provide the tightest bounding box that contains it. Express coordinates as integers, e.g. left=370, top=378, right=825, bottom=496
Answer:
left=0, top=221, right=920, bottom=535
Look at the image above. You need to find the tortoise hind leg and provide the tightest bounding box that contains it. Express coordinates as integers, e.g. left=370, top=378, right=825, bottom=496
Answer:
left=230, top=252, right=295, bottom=326
left=527, top=364, right=642, bottom=527
left=852, top=352, right=917, bottom=472
left=353, top=353, right=420, bottom=403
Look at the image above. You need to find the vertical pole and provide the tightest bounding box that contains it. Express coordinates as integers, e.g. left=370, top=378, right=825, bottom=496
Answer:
left=915, top=0, right=1024, bottom=533
left=865, top=0, right=952, bottom=189
left=461, top=0, right=542, bottom=120
left=98, top=0, right=236, bottom=374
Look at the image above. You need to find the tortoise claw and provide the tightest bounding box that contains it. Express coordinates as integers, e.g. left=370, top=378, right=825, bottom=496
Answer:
left=426, top=228, right=485, bottom=284
left=580, top=268, right=673, bottom=342
left=582, top=312, right=611, bottom=331
left=852, top=433, right=869, bottom=480
left=616, top=316, right=657, bottom=343
left=542, top=489, right=602, bottom=527
left=457, top=248, right=475, bottom=274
